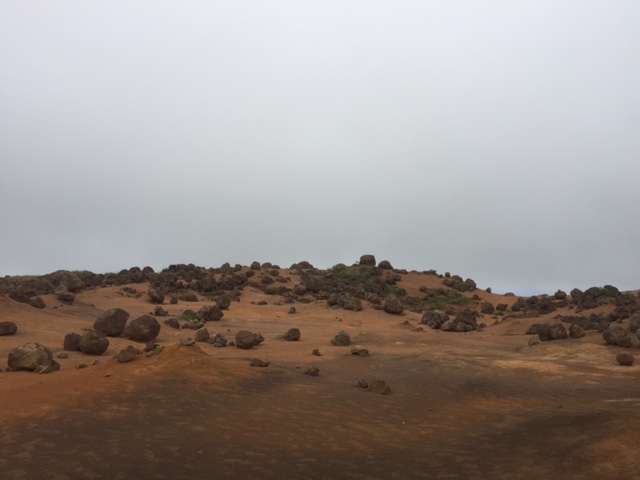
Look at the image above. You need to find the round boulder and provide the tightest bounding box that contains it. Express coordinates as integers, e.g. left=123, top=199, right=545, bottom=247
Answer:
left=359, top=254, right=376, bottom=266
left=617, top=352, right=635, bottom=366
left=331, top=331, right=351, bottom=346
left=603, top=326, right=632, bottom=348
left=63, top=332, right=82, bottom=351
left=78, top=330, right=110, bottom=355
left=383, top=294, right=404, bottom=314
left=147, top=286, right=165, bottom=304
left=283, top=328, right=301, bottom=341
left=8, top=343, right=53, bottom=371
left=235, top=330, right=264, bottom=350
left=377, top=260, right=393, bottom=270
left=123, top=315, right=161, bottom=342
left=94, top=308, right=130, bottom=337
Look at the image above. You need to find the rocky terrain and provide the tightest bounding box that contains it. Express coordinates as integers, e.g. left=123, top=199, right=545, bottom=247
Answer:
left=1, top=255, right=639, bottom=479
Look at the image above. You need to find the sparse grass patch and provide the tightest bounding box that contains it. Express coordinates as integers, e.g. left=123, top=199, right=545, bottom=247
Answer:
left=429, top=290, right=469, bottom=310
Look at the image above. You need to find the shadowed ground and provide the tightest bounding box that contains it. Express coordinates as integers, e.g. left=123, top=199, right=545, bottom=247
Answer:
left=1, top=344, right=639, bottom=480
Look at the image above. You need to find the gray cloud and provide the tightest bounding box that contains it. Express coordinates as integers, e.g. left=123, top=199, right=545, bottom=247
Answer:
left=1, top=2, right=639, bottom=295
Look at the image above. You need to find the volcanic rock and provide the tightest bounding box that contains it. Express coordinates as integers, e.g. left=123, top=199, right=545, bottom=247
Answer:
left=123, top=315, right=161, bottom=342
left=7, top=343, right=53, bottom=372
left=0, top=321, right=17, bottom=336
left=94, top=308, right=130, bottom=337
left=331, top=331, right=351, bottom=346
left=78, top=330, right=110, bottom=355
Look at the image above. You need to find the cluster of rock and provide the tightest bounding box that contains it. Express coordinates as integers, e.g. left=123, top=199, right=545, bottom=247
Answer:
left=526, top=323, right=584, bottom=341
left=420, top=308, right=484, bottom=332
left=601, top=313, right=640, bottom=349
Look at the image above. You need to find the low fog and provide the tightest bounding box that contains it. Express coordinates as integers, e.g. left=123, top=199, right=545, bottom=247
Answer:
left=1, top=2, right=639, bottom=295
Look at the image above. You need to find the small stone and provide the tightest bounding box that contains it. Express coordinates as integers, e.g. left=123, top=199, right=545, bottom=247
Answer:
left=93, top=360, right=100, bottom=365
left=116, top=345, right=138, bottom=363
left=617, top=352, right=635, bottom=366
left=181, top=338, right=196, bottom=346
left=76, top=363, right=88, bottom=369
left=351, top=346, right=369, bottom=356
left=368, top=380, right=391, bottom=394
left=528, top=336, right=540, bottom=346
left=35, top=365, right=52, bottom=374
left=250, top=358, right=270, bottom=367
left=288, top=306, right=296, bottom=314
left=283, top=328, right=301, bottom=341
left=305, top=366, right=319, bottom=376
left=312, top=349, right=321, bottom=356
left=357, top=379, right=368, bottom=388
left=57, top=352, right=69, bottom=359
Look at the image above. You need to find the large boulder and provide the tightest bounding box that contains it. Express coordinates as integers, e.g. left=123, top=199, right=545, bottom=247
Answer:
left=147, top=286, right=165, bottom=304
left=235, top=330, right=264, bottom=349
left=123, top=315, right=161, bottom=342
left=43, top=270, right=84, bottom=292
left=94, top=308, right=130, bottom=337
left=0, top=321, right=18, bottom=336
left=63, top=332, right=82, bottom=351
left=55, top=285, right=75, bottom=304
left=603, top=326, right=632, bottom=348
left=8, top=343, right=53, bottom=371
left=27, top=296, right=46, bottom=309
left=196, top=305, right=224, bottom=322
left=359, top=254, right=376, bottom=266
left=378, top=260, right=393, bottom=270
left=548, top=323, right=568, bottom=340
left=382, top=294, right=404, bottom=314
left=78, top=330, right=110, bottom=355
left=421, top=310, right=449, bottom=329
left=216, top=294, right=232, bottom=310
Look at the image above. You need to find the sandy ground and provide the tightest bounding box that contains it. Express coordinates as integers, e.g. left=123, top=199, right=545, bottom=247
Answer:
left=1, top=271, right=640, bottom=479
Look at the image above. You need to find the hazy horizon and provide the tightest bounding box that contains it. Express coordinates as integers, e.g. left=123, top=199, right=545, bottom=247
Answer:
left=2, top=2, right=639, bottom=296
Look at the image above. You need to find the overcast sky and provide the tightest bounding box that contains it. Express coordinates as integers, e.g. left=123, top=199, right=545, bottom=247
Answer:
left=1, top=2, right=639, bottom=295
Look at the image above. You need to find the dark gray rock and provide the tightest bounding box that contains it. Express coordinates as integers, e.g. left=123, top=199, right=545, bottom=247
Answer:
left=216, top=294, right=232, bottom=310
left=0, top=321, right=17, bottom=336
left=421, top=310, right=449, bottom=329
left=94, top=308, right=130, bottom=337
left=7, top=342, right=53, bottom=371
left=250, top=358, right=270, bottom=367
left=164, top=318, right=180, bottom=329
left=147, top=286, right=165, bottom=304
left=195, top=327, right=210, bottom=342
left=480, top=302, right=495, bottom=314
left=27, top=296, right=46, bottom=309
left=548, top=323, right=568, bottom=340
left=235, top=330, right=264, bottom=349
left=359, top=255, right=376, bottom=266
left=331, top=331, right=351, bottom=346
left=383, top=294, right=404, bottom=314
left=569, top=323, right=586, bottom=339
left=78, top=330, right=110, bottom=355
left=378, top=260, right=393, bottom=269
left=283, top=328, right=301, bottom=341
left=305, top=366, right=319, bottom=376
left=116, top=345, right=138, bottom=363
left=63, top=333, right=82, bottom=351
left=603, top=326, right=632, bottom=348
left=123, top=315, right=161, bottom=342
left=368, top=380, right=391, bottom=394
left=616, top=352, right=635, bottom=366
left=197, top=305, right=224, bottom=322
left=351, top=346, right=369, bottom=356
left=207, top=333, right=227, bottom=347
